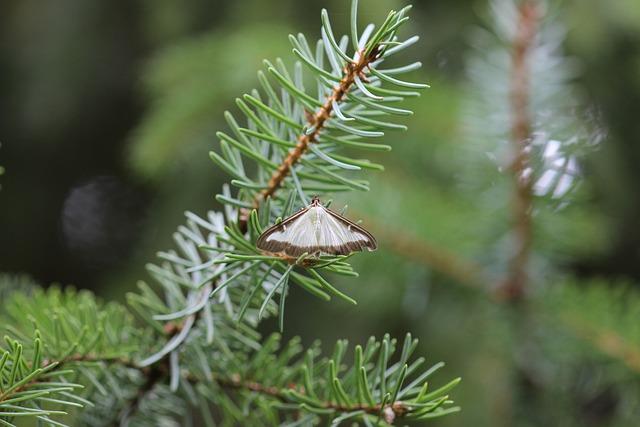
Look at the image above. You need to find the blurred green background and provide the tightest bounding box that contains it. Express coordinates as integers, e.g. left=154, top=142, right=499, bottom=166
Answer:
left=1, top=0, right=640, bottom=425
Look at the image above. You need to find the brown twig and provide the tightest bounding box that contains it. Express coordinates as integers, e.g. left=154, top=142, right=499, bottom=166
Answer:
left=0, top=353, right=143, bottom=404
left=360, top=209, right=640, bottom=379
left=249, top=48, right=381, bottom=212
left=203, top=373, right=409, bottom=422
left=561, top=315, right=640, bottom=374
left=500, top=0, right=540, bottom=301
left=357, top=212, right=491, bottom=291
left=3, top=347, right=409, bottom=424
left=111, top=362, right=167, bottom=427
left=44, top=354, right=141, bottom=371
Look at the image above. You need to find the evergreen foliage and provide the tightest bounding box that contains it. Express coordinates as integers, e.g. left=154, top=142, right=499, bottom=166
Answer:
left=4, top=0, right=637, bottom=425
left=0, top=2, right=460, bottom=425
left=364, top=1, right=640, bottom=424
left=313, top=1, right=640, bottom=424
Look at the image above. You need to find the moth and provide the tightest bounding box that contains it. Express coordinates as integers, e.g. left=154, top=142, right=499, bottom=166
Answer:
left=256, top=197, right=377, bottom=259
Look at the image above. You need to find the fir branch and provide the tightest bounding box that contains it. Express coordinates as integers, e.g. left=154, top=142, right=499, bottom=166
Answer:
left=113, top=362, right=166, bottom=427
left=502, top=0, right=540, bottom=300
left=360, top=212, right=491, bottom=291
left=210, top=373, right=415, bottom=424
left=546, top=280, right=640, bottom=376
left=461, top=0, right=599, bottom=296
left=0, top=3, right=462, bottom=425
left=141, top=0, right=431, bottom=353
left=256, top=41, right=382, bottom=207
left=354, top=194, right=640, bottom=380
left=1, top=299, right=459, bottom=426
left=0, top=336, right=84, bottom=426
left=43, top=355, right=140, bottom=371
left=208, top=4, right=425, bottom=233
left=562, top=316, right=640, bottom=374
left=185, top=333, right=460, bottom=425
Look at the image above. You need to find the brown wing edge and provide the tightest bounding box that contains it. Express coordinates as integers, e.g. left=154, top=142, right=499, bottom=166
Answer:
left=255, top=203, right=377, bottom=258
left=255, top=206, right=310, bottom=252
left=324, top=206, right=377, bottom=251
left=258, top=240, right=372, bottom=258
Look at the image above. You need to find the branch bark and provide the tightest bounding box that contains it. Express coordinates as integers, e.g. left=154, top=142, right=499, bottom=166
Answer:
left=501, top=0, right=540, bottom=300
left=562, top=315, right=640, bottom=374
left=357, top=212, right=491, bottom=291
left=9, top=350, right=409, bottom=424
left=200, top=373, right=409, bottom=422
left=249, top=48, right=381, bottom=211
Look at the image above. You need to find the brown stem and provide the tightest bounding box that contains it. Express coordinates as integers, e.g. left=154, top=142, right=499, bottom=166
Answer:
left=500, top=0, right=539, bottom=301
left=0, top=354, right=148, bottom=407
left=366, top=212, right=640, bottom=375
left=202, top=373, right=408, bottom=421
left=3, top=349, right=409, bottom=424
left=562, top=315, right=640, bottom=374
left=355, top=211, right=491, bottom=291
left=45, top=354, right=141, bottom=370
left=112, top=362, right=167, bottom=427
left=250, top=49, right=380, bottom=211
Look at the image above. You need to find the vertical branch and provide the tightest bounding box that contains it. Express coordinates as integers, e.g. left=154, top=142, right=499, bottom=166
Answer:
left=501, top=1, right=539, bottom=300
left=500, top=6, right=544, bottom=422
left=358, top=213, right=490, bottom=290
left=561, top=315, right=640, bottom=374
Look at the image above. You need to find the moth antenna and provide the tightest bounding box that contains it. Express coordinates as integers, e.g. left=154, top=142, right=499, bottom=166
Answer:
left=325, top=199, right=333, bottom=208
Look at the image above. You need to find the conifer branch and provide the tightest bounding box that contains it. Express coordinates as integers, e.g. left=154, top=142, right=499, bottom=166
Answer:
left=0, top=3, right=462, bottom=425
left=198, top=373, right=413, bottom=423
left=562, top=316, right=640, bottom=374
left=0, top=297, right=459, bottom=425
left=256, top=47, right=381, bottom=207
left=7, top=349, right=420, bottom=424
left=502, top=0, right=540, bottom=300
left=462, top=0, right=594, bottom=297
left=546, top=281, right=640, bottom=377
left=112, top=362, right=166, bottom=426
left=360, top=212, right=491, bottom=291
left=364, top=206, right=640, bottom=382
left=2, top=345, right=418, bottom=423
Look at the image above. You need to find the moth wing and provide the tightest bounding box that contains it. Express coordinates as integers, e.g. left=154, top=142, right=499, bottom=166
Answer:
left=256, top=204, right=377, bottom=257
left=256, top=207, right=316, bottom=257
left=321, top=208, right=377, bottom=254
